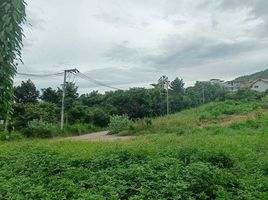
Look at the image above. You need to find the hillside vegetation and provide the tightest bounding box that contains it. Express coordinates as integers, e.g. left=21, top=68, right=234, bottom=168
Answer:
left=234, top=68, right=268, bottom=82
left=114, top=100, right=265, bottom=136
left=0, top=100, right=268, bottom=199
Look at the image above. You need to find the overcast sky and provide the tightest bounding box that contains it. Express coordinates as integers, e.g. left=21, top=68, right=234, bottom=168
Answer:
left=16, top=0, right=268, bottom=93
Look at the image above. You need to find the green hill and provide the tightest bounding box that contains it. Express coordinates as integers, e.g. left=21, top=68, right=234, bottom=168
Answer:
left=234, top=68, right=268, bottom=82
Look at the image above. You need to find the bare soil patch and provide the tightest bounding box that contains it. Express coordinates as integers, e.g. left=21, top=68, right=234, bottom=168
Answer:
left=64, top=131, right=135, bottom=142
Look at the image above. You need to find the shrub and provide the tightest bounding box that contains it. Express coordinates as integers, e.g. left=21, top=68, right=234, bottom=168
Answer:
left=177, top=147, right=198, bottom=165
left=204, top=126, right=225, bottom=135
left=229, top=121, right=243, bottom=130
left=144, top=118, right=152, bottom=127
left=91, top=108, right=110, bottom=127
left=23, top=120, right=60, bottom=138
left=108, top=115, right=132, bottom=134
left=176, top=127, right=185, bottom=136
left=198, top=113, right=212, bottom=122
left=229, top=119, right=263, bottom=130
left=0, top=131, right=24, bottom=141
left=204, top=152, right=234, bottom=168
left=185, top=162, right=238, bottom=199
left=63, top=123, right=100, bottom=136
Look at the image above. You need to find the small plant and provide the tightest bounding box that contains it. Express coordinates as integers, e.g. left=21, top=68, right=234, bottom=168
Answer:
left=144, top=118, right=153, bottom=128
left=108, top=115, right=132, bottom=134
left=63, top=123, right=100, bottom=136
left=255, top=110, right=265, bottom=119
left=204, top=152, right=234, bottom=168
left=198, top=113, right=211, bottom=122
left=0, top=131, right=24, bottom=141
left=176, top=127, right=185, bottom=136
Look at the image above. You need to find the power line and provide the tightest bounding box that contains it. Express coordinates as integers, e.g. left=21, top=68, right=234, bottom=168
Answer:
left=17, top=72, right=64, bottom=77
left=16, top=70, right=121, bottom=90
left=76, top=72, right=121, bottom=90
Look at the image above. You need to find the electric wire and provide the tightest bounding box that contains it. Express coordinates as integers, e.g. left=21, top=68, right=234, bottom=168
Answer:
left=16, top=70, right=121, bottom=90
left=17, top=72, right=64, bottom=77
left=76, top=72, right=121, bottom=90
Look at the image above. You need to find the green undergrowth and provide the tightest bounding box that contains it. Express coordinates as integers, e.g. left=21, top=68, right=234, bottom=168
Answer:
left=0, top=100, right=268, bottom=199
left=0, top=123, right=102, bottom=141
left=0, top=128, right=268, bottom=199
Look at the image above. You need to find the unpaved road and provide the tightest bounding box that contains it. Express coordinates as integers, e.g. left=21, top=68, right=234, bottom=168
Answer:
left=64, top=131, right=135, bottom=142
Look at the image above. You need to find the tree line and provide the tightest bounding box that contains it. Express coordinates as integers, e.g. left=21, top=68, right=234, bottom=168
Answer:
left=10, top=76, right=228, bottom=131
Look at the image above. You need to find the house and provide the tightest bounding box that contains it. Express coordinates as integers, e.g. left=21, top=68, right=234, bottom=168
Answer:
left=208, top=79, right=240, bottom=92
left=250, top=79, right=268, bottom=92
left=223, top=81, right=241, bottom=92
left=209, top=79, right=225, bottom=85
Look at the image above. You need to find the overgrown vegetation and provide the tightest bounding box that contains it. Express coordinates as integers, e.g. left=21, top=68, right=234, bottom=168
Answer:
left=1, top=112, right=268, bottom=199
left=1, top=98, right=268, bottom=198
left=113, top=100, right=264, bottom=135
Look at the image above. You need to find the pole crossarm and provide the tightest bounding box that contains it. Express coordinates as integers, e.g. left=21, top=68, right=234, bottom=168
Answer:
left=60, top=68, right=79, bottom=129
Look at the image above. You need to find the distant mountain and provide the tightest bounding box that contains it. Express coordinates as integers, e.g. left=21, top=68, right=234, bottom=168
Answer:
left=233, top=69, right=268, bottom=82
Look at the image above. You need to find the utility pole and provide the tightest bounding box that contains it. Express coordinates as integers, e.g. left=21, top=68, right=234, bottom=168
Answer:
left=61, top=68, right=79, bottom=129
left=166, top=80, right=170, bottom=115
left=202, top=85, right=205, bottom=104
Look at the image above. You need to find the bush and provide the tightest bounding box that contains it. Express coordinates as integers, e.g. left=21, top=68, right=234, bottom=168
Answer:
left=22, top=120, right=101, bottom=138
left=91, top=108, right=110, bottom=127
left=204, top=152, right=234, bottom=168
left=226, top=89, right=266, bottom=101
left=176, top=127, right=185, bottom=136
left=108, top=115, right=132, bottom=134
left=229, top=119, right=263, bottom=130
left=13, top=103, right=59, bottom=130
left=23, top=120, right=60, bottom=138
left=63, top=123, right=100, bottom=136
left=198, top=113, right=212, bottom=122
left=0, top=131, right=24, bottom=141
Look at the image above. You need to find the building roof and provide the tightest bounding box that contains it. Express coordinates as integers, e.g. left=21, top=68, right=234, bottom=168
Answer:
left=251, top=79, right=268, bottom=85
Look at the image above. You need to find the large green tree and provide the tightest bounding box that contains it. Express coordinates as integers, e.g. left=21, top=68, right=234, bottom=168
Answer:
left=0, top=0, right=26, bottom=122
left=14, top=79, right=40, bottom=103
left=170, top=77, right=185, bottom=94
left=40, top=87, right=61, bottom=104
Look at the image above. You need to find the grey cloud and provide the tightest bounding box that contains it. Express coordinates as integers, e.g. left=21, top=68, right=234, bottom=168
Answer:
left=105, top=41, right=140, bottom=63
left=219, top=0, right=268, bottom=34
left=105, top=35, right=268, bottom=71
left=25, top=6, right=46, bottom=30
left=16, top=0, right=268, bottom=93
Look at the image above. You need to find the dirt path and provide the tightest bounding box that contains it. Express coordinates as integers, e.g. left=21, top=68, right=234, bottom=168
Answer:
left=64, top=131, right=135, bottom=142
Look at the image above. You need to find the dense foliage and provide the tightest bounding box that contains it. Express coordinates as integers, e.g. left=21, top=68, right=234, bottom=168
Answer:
left=14, top=79, right=40, bottom=103
left=0, top=0, right=26, bottom=123
left=10, top=76, right=231, bottom=137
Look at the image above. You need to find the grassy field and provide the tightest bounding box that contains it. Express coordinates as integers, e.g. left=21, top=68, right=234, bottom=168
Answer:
left=0, top=100, right=268, bottom=199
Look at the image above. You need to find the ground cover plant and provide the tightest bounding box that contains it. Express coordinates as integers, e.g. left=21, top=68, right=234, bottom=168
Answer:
left=0, top=100, right=268, bottom=199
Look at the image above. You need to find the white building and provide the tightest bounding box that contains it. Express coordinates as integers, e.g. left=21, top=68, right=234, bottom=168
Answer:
left=251, top=79, right=268, bottom=92
left=209, top=79, right=225, bottom=85
left=223, top=81, right=241, bottom=92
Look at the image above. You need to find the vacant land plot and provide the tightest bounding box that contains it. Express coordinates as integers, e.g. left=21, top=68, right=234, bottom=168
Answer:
left=0, top=100, right=268, bottom=199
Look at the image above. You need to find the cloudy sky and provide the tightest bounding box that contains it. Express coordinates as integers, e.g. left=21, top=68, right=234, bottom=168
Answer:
left=16, top=0, right=268, bottom=93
